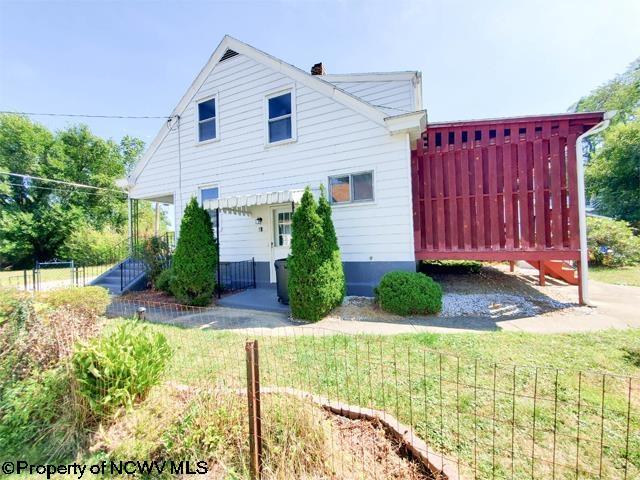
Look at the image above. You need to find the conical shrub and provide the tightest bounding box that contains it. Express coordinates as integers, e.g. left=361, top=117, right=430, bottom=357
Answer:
left=288, top=187, right=334, bottom=321
left=171, top=197, right=218, bottom=306
left=318, top=185, right=346, bottom=307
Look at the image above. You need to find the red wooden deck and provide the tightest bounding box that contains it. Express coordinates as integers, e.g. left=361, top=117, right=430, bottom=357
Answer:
left=412, top=113, right=603, bottom=266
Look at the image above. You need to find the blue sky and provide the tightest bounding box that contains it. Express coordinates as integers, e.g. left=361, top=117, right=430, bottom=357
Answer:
left=1, top=0, right=639, bottom=145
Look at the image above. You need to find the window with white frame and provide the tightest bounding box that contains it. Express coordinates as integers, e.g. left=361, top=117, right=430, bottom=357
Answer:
left=266, top=91, right=293, bottom=143
left=329, top=171, right=374, bottom=204
left=199, top=186, right=219, bottom=236
left=197, top=97, right=217, bottom=142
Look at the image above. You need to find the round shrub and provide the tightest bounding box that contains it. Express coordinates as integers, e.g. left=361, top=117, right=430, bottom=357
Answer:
left=587, top=216, right=640, bottom=266
left=374, top=271, right=442, bottom=316
left=72, top=321, right=171, bottom=418
left=155, top=268, right=175, bottom=294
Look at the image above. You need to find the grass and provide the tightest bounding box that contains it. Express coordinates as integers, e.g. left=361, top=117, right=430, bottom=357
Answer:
left=0, top=263, right=116, bottom=288
left=590, top=265, right=640, bottom=287
left=138, top=322, right=640, bottom=479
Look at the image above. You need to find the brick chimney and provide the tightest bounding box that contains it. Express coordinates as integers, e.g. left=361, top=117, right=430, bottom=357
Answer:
left=311, top=62, right=325, bottom=75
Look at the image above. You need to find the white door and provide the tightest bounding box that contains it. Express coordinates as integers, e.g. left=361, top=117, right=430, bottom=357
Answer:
left=270, top=206, right=293, bottom=282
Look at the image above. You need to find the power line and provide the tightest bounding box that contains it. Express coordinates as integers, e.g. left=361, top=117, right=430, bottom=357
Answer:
left=0, top=110, right=172, bottom=120
left=0, top=172, right=124, bottom=193
left=3, top=182, right=126, bottom=197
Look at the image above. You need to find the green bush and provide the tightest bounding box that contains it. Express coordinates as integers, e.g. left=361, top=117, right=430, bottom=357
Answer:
left=171, top=198, right=218, bottom=306
left=587, top=216, right=640, bottom=266
left=155, top=268, right=175, bottom=294
left=37, top=286, right=110, bottom=317
left=0, top=367, right=86, bottom=462
left=60, top=224, right=126, bottom=266
left=141, top=236, right=172, bottom=286
left=288, top=188, right=335, bottom=321
left=374, top=271, right=442, bottom=316
left=420, top=260, right=482, bottom=274
left=72, top=321, right=171, bottom=418
left=318, top=186, right=346, bottom=308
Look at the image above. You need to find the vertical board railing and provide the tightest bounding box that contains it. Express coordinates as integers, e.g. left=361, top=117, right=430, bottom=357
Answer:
left=412, top=113, right=604, bottom=261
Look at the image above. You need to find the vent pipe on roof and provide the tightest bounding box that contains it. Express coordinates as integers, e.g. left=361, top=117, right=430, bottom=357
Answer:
left=311, top=62, right=325, bottom=75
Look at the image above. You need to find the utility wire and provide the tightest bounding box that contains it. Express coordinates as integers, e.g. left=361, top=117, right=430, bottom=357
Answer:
left=0, top=172, right=124, bottom=193
left=3, top=182, right=126, bottom=197
left=0, top=110, right=172, bottom=120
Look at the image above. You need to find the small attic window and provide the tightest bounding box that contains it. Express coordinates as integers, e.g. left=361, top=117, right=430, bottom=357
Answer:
left=220, top=49, right=239, bottom=62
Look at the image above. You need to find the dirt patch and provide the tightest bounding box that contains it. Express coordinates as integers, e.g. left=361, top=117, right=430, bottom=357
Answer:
left=327, top=414, right=434, bottom=479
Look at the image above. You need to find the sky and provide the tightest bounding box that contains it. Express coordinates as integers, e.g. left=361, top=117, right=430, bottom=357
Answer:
left=1, top=0, right=639, bottom=145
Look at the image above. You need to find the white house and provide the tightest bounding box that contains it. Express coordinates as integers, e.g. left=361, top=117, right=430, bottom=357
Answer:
left=128, top=35, right=428, bottom=294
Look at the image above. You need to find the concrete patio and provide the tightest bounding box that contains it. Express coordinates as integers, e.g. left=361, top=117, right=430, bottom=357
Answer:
left=217, top=287, right=290, bottom=314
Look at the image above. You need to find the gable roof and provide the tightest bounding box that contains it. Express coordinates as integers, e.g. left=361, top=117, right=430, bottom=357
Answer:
left=130, top=35, right=399, bottom=183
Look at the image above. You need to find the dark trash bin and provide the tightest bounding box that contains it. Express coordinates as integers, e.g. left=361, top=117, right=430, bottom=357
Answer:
left=274, top=258, right=289, bottom=304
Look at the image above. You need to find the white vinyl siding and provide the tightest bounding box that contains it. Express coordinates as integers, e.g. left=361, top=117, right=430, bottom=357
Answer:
left=131, top=53, right=414, bottom=263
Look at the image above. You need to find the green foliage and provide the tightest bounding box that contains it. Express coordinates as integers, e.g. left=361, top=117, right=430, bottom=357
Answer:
left=72, top=321, right=171, bottom=418
left=155, top=268, right=175, bottom=294
left=60, top=224, right=126, bottom=266
left=38, top=286, right=110, bottom=317
left=0, top=367, right=86, bottom=462
left=585, top=121, right=640, bottom=225
left=317, top=185, right=346, bottom=307
left=171, top=198, right=218, bottom=305
left=587, top=216, right=640, bottom=266
left=288, top=188, right=334, bottom=321
left=0, top=114, right=146, bottom=269
left=374, top=271, right=442, bottom=316
left=572, top=58, right=639, bottom=125
left=420, top=260, right=482, bottom=274
left=141, top=236, right=172, bottom=286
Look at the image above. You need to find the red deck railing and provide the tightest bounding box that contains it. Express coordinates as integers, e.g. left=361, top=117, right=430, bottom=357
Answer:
left=412, top=112, right=604, bottom=262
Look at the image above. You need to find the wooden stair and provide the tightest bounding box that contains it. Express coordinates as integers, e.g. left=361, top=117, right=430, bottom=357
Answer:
left=526, top=260, right=578, bottom=285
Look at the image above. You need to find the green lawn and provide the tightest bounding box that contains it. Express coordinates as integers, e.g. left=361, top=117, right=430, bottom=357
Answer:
left=140, top=323, right=640, bottom=479
left=0, top=263, right=116, bottom=287
left=590, top=265, right=640, bottom=287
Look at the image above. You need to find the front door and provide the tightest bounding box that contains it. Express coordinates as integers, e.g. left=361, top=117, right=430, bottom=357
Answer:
left=270, top=206, right=293, bottom=282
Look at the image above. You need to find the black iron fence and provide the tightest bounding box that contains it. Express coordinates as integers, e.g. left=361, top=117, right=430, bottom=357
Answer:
left=217, top=258, right=256, bottom=297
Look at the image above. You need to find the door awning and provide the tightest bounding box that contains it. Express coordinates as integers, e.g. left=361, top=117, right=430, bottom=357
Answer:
left=202, top=189, right=304, bottom=216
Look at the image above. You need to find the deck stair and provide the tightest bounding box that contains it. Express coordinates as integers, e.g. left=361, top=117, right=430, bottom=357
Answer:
left=526, top=260, right=578, bottom=285
left=90, top=257, right=146, bottom=295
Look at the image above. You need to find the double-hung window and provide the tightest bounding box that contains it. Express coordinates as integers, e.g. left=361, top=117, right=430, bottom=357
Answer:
left=266, top=90, right=294, bottom=144
left=329, top=171, right=374, bottom=204
left=197, top=97, right=217, bottom=142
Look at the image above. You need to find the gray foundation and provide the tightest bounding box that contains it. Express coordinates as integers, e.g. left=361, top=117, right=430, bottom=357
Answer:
left=256, top=260, right=416, bottom=297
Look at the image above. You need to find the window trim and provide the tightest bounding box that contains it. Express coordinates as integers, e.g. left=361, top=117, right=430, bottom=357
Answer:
left=194, top=93, right=220, bottom=145
left=264, top=86, right=297, bottom=146
left=328, top=170, right=375, bottom=205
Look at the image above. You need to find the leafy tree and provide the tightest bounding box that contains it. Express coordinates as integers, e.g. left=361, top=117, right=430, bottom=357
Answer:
left=572, top=58, right=640, bottom=225
left=171, top=197, right=218, bottom=306
left=317, top=185, right=345, bottom=307
left=0, top=114, right=147, bottom=268
left=288, top=187, right=334, bottom=321
left=585, top=122, right=640, bottom=225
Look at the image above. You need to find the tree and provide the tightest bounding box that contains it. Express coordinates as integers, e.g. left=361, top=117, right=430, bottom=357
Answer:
left=288, top=187, right=334, bottom=321
left=585, top=122, right=640, bottom=225
left=171, top=197, right=218, bottom=306
left=0, top=114, right=146, bottom=268
left=572, top=58, right=640, bottom=225
left=317, top=185, right=346, bottom=307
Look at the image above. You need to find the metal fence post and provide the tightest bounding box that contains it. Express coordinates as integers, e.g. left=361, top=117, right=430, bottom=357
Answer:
left=23, top=269, right=27, bottom=291
left=245, top=340, right=262, bottom=480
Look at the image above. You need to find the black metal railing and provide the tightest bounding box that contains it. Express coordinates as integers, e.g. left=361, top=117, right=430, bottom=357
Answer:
left=216, top=258, right=256, bottom=297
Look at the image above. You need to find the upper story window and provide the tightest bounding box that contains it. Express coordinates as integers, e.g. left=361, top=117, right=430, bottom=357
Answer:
left=266, top=90, right=295, bottom=144
left=197, top=97, right=217, bottom=142
left=329, top=171, right=374, bottom=204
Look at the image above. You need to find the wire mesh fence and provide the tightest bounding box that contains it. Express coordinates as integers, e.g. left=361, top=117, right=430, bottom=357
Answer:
left=104, top=297, right=639, bottom=479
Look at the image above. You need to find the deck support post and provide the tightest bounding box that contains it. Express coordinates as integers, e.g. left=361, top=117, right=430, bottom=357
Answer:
left=538, top=261, right=546, bottom=286
left=509, top=261, right=515, bottom=273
